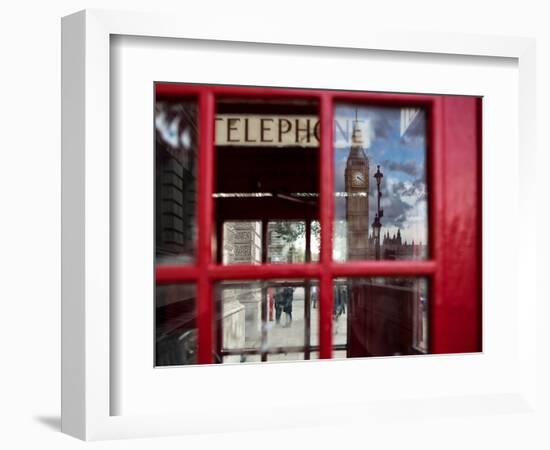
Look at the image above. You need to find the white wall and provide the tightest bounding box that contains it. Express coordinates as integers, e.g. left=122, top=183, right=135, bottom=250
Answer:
left=0, top=1, right=547, bottom=448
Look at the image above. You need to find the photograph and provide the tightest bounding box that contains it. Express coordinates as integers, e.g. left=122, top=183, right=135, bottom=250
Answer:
left=154, top=84, right=478, bottom=366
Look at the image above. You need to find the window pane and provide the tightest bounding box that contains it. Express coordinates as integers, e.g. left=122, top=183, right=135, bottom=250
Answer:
left=215, top=279, right=319, bottom=363
left=222, top=221, right=262, bottom=264
left=155, top=284, right=197, bottom=366
left=333, top=105, right=428, bottom=261
left=267, top=221, right=305, bottom=263
left=215, top=99, right=319, bottom=264
left=335, top=277, right=429, bottom=357
left=303, top=283, right=347, bottom=350
left=310, top=220, right=320, bottom=262
left=155, top=99, right=197, bottom=264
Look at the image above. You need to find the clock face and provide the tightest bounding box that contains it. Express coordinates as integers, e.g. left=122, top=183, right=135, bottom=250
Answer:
left=351, top=170, right=366, bottom=187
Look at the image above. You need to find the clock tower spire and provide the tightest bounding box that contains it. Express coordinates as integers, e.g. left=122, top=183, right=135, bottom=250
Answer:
left=345, top=111, right=370, bottom=260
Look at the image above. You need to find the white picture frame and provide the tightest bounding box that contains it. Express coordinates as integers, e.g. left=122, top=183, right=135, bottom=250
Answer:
left=61, top=9, right=537, bottom=441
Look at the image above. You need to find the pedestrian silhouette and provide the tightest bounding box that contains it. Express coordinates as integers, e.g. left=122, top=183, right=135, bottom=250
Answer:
left=274, top=288, right=285, bottom=324
left=283, top=287, right=294, bottom=327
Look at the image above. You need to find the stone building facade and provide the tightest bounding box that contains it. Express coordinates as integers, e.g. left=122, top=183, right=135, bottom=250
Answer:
left=221, top=222, right=263, bottom=360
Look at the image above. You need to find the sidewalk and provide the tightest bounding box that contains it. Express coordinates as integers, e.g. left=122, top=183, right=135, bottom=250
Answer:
left=264, top=296, right=348, bottom=361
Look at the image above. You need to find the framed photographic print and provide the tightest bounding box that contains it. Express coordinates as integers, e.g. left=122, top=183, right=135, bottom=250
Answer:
left=62, top=9, right=536, bottom=440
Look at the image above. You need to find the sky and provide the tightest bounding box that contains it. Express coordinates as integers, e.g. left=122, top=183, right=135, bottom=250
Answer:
left=333, top=104, right=428, bottom=251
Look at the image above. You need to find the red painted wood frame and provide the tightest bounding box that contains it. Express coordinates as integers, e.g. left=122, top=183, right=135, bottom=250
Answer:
left=155, top=83, right=482, bottom=364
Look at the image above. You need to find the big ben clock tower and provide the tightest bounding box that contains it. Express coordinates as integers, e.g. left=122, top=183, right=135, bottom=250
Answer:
left=345, top=116, right=370, bottom=260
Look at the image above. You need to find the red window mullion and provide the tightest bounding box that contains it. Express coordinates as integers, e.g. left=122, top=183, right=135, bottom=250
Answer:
left=197, top=90, right=216, bottom=364
left=155, top=266, right=201, bottom=284
left=195, top=260, right=436, bottom=281
left=208, top=263, right=321, bottom=280
left=156, top=83, right=434, bottom=105
left=330, top=260, right=437, bottom=277
left=319, top=93, right=334, bottom=359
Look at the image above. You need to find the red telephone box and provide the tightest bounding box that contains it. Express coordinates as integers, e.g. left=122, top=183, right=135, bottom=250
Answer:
left=154, top=83, right=482, bottom=365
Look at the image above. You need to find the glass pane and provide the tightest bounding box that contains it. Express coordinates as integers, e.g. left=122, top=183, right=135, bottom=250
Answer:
left=333, top=105, right=428, bottom=261
left=267, top=221, right=305, bottom=263
left=335, top=277, right=429, bottom=357
left=155, top=99, right=197, bottom=264
left=222, top=221, right=262, bottom=264
left=310, top=220, right=320, bottom=262
left=306, top=283, right=348, bottom=350
left=215, top=279, right=319, bottom=363
left=215, top=99, right=319, bottom=264
left=155, top=284, right=197, bottom=366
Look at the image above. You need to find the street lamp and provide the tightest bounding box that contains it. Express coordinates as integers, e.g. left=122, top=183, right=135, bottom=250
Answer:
left=372, top=165, right=384, bottom=260
left=372, top=214, right=381, bottom=260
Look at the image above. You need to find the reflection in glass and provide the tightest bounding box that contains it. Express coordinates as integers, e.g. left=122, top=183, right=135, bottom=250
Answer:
left=267, top=221, right=306, bottom=263
left=155, top=100, right=197, bottom=264
left=222, top=220, right=320, bottom=265
left=215, top=280, right=319, bottom=363
left=222, top=221, right=262, bottom=264
left=154, top=278, right=428, bottom=366
left=310, top=221, right=320, bottom=262
left=341, top=277, right=429, bottom=357
left=333, top=105, right=428, bottom=261
left=155, top=284, right=197, bottom=366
